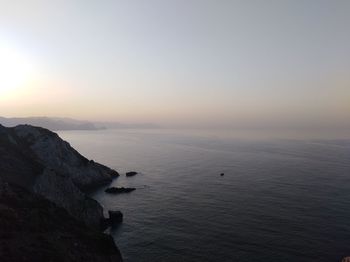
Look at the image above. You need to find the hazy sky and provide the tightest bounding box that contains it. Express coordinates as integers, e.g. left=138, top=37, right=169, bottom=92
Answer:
left=0, top=0, right=349, bottom=129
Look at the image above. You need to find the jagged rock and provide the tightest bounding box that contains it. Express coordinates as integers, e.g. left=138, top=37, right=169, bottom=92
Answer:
left=33, top=168, right=104, bottom=228
left=105, top=187, right=136, bottom=194
left=126, top=171, right=138, bottom=177
left=0, top=179, right=122, bottom=262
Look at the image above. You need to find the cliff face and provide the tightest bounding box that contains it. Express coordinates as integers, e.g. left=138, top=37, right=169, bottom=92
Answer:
left=0, top=124, right=118, bottom=228
left=0, top=178, right=122, bottom=262
left=13, top=125, right=118, bottom=191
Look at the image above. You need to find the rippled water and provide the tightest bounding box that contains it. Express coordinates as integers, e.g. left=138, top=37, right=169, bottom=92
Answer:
left=58, top=129, right=350, bottom=262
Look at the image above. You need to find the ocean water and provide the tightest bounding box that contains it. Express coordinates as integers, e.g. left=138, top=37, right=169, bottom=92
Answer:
left=58, top=129, right=350, bottom=262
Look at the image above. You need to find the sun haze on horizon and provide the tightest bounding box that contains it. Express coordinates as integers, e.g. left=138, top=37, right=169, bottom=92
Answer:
left=0, top=0, right=349, bottom=133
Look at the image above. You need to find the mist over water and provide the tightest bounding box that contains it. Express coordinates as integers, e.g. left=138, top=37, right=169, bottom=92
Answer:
left=59, top=128, right=350, bottom=262
left=2, top=1, right=350, bottom=128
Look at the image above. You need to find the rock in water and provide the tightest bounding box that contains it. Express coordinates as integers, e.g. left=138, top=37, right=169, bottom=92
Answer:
left=126, top=171, right=138, bottom=177
left=105, top=187, right=136, bottom=194
left=220, top=173, right=225, bottom=176
left=108, top=210, right=123, bottom=224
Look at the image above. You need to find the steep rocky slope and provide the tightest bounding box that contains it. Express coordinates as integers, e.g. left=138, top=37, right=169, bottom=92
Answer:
left=0, top=124, right=118, bottom=228
left=0, top=178, right=122, bottom=262
left=0, top=124, right=123, bottom=261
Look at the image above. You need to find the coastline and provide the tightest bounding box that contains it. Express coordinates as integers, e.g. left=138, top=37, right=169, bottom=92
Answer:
left=0, top=124, right=123, bottom=261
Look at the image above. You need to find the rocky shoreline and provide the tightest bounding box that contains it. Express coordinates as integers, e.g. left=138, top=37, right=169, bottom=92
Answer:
left=0, top=124, right=123, bottom=261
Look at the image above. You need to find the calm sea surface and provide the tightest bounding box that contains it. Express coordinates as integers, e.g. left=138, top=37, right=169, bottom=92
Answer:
left=58, top=129, right=350, bottom=262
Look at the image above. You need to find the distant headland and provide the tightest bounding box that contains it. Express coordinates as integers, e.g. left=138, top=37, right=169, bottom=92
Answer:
left=0, top=116, right=159, bottom=131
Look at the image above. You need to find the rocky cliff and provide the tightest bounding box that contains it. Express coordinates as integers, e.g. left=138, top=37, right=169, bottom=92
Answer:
left=0, top=124, right=118, bottom=228
left=0, top=124, right=123, bottom=261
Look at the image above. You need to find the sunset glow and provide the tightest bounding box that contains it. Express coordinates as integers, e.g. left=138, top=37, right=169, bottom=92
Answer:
left=0, top=43, right=37, bottom=99
left=0, top=0, right=349, bottom=132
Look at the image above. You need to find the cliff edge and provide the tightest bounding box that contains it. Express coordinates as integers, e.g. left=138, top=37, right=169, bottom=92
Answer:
left=0, top=124, right=118, bottom=228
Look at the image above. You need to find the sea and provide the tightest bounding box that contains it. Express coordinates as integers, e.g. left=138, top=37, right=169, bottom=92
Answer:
left=58, top=128, right=350, bottom=262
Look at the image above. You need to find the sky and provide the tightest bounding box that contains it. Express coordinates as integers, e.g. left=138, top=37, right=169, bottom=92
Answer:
left=0, top=0, right=349, bottom=130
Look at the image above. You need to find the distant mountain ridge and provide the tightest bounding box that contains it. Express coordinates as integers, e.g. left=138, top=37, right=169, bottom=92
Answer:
left=96, top=121, right=160, bottom=129
left=0, top=116, right=102, bottom=131
left=0, top=116, right=160, bottom=131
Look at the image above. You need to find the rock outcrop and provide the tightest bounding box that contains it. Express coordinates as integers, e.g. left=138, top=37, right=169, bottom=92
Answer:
left=105, top=187, right=136, bottom=194
left=108, top=210, right=124, bottom=224
left=0, top=124, right=118, bottom=228
left=126, top=171, right=138, bottom=177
